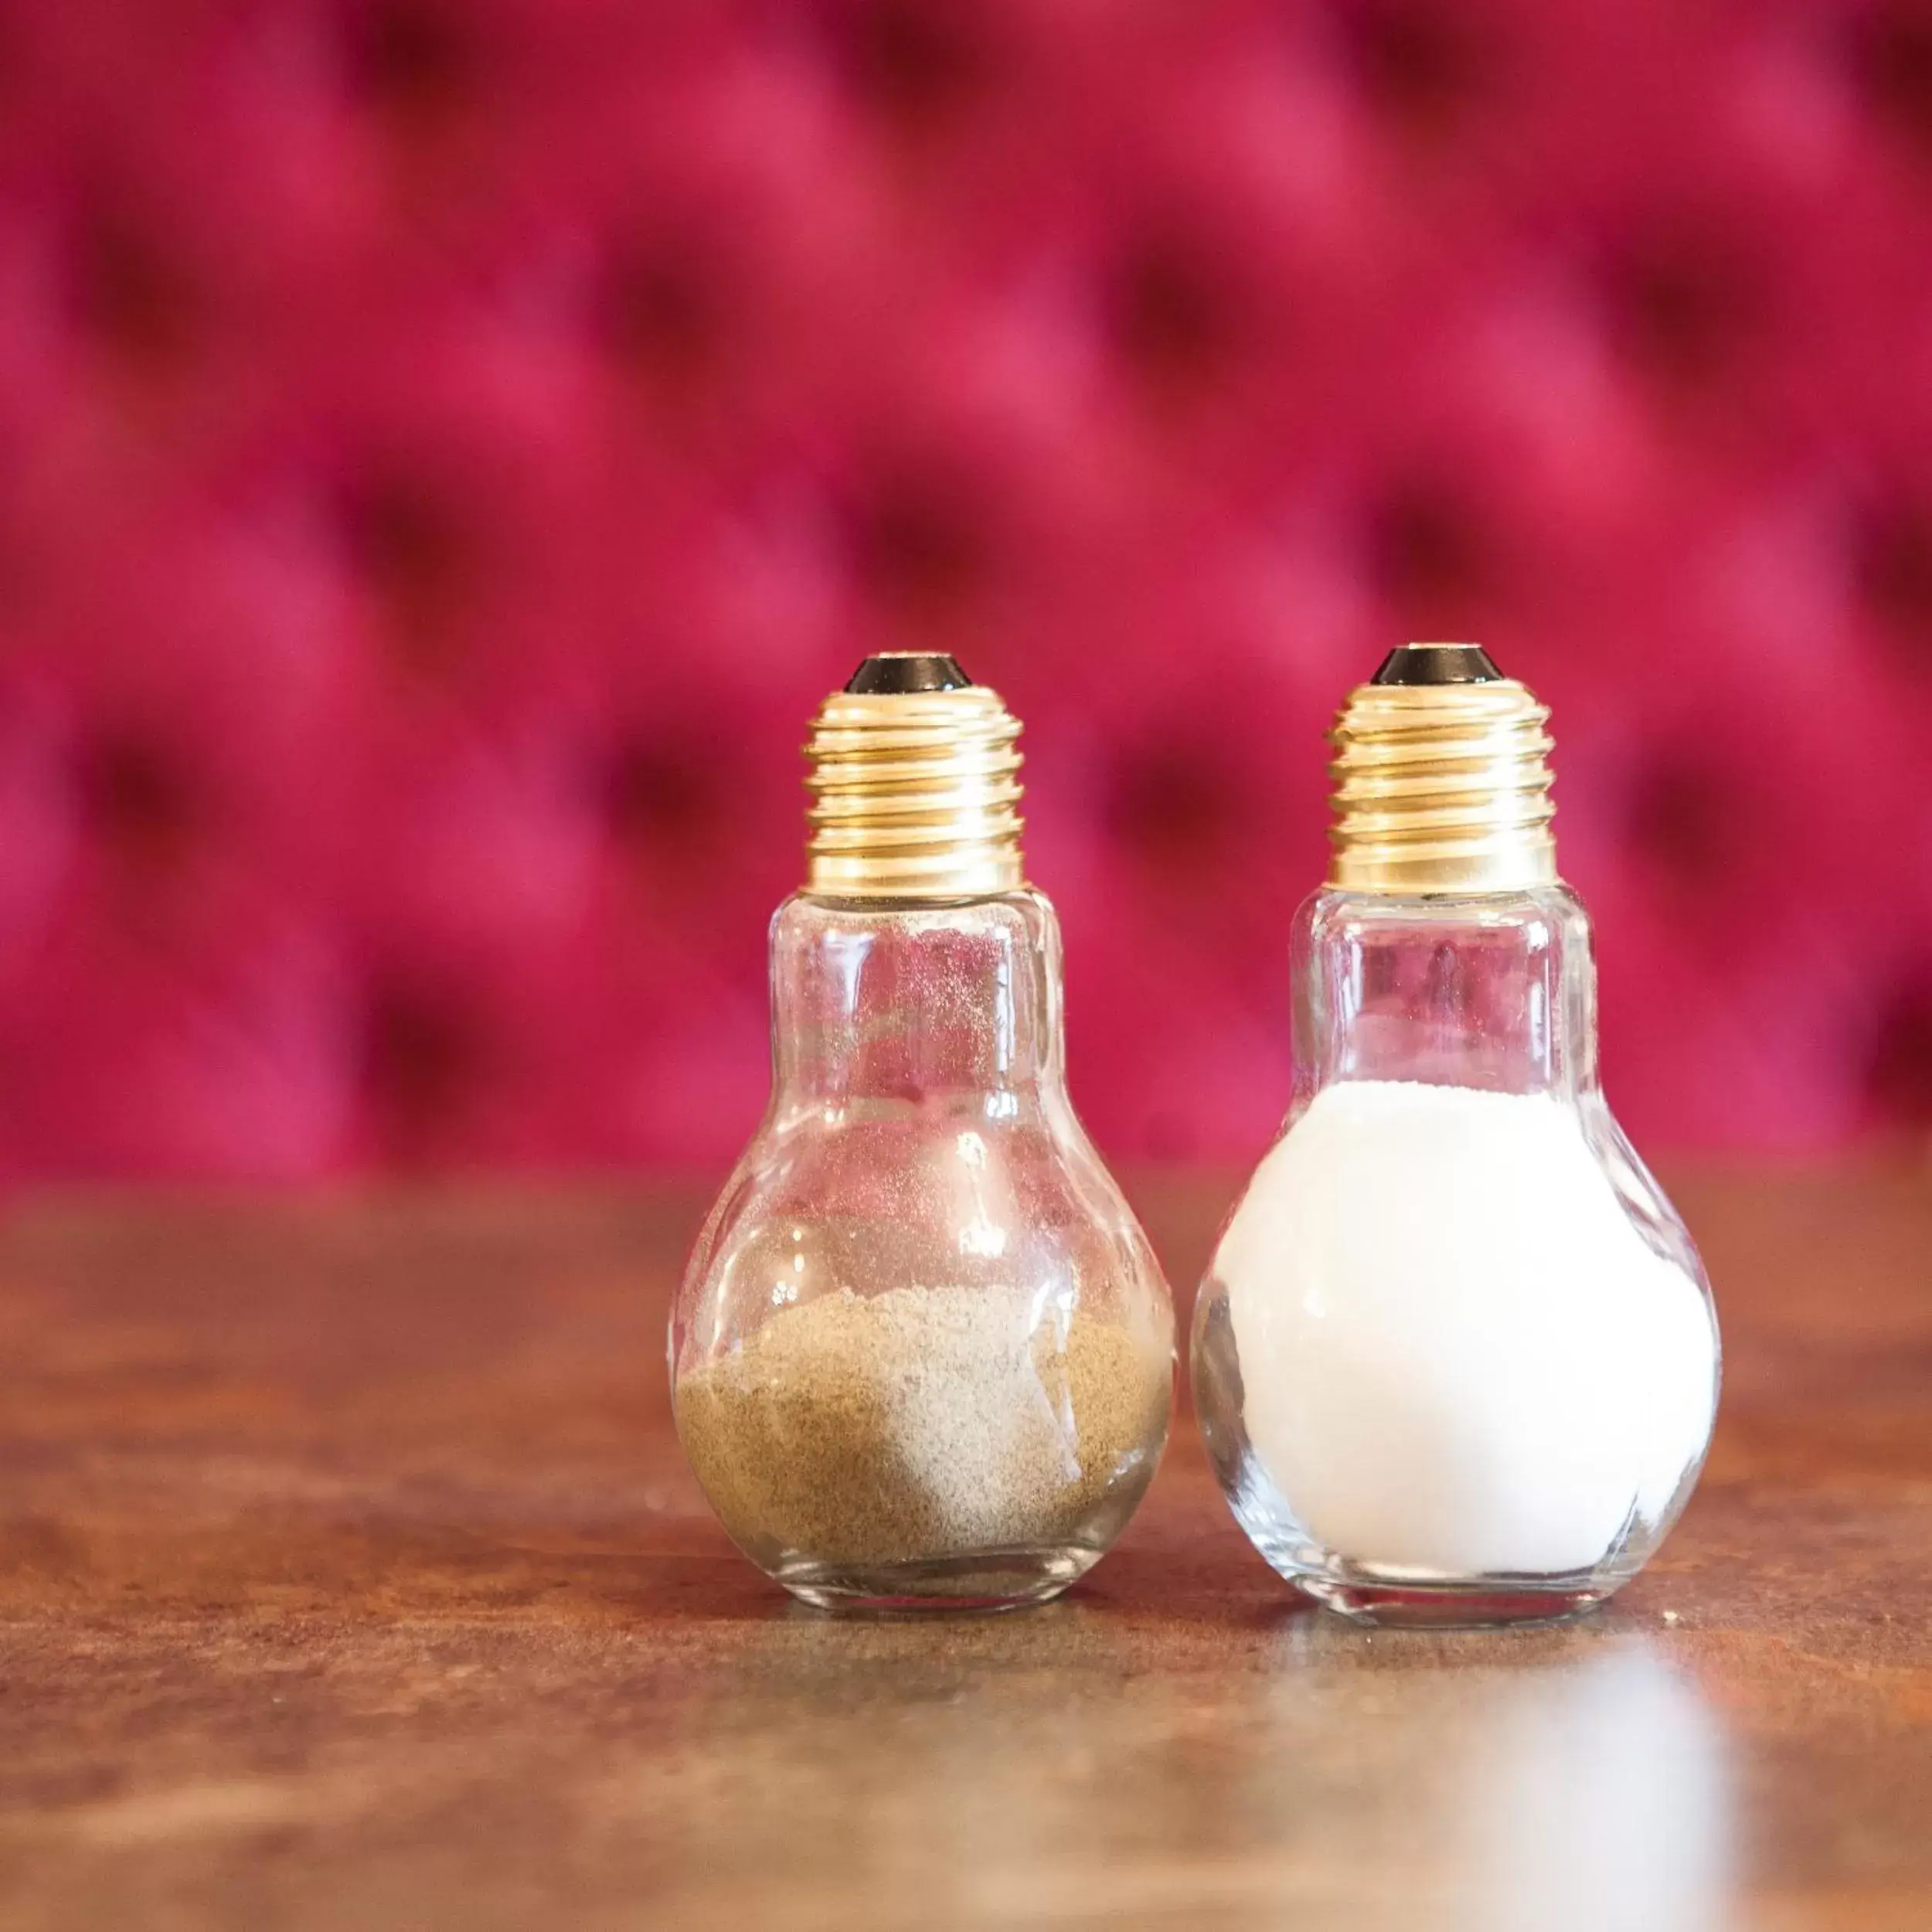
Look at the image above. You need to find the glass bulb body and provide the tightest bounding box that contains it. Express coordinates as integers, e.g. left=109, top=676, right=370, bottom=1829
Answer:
left=1192, top=886, right=1719, bottom=1626
left=672, top=888, right=1174, bottom=1612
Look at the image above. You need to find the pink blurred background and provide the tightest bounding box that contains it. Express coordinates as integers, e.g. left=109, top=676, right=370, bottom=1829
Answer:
left=2, top=0, right=1930, bottom=1179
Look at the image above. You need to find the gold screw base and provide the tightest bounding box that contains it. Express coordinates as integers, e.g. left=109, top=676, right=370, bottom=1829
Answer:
left=1328, top=668, right=1556, bottom=894
left=804, top=668, right=1024, bottom=900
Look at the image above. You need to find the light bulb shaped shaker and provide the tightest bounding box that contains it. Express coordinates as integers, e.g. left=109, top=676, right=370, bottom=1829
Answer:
left=672, top=655, right=1174, bottom=1611
left=1192, top=644, right=1719, bottom=1627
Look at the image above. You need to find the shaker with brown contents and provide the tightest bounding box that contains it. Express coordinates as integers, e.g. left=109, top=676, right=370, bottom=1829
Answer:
left=670, top=655, right=1174, bottom=1611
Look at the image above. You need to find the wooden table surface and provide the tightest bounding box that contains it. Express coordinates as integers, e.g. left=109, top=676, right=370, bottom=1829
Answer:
left=0, top=1170, right=1928, bottom=1930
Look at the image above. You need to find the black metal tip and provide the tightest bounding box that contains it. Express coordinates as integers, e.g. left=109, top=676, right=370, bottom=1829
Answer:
left=1370, top=642, right=1503, bottom=687
left=843, top=653, right=975, bottom=696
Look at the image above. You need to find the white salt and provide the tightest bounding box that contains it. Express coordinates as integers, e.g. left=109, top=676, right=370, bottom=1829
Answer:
left=1217, top=1080, right=1718, bottom=1578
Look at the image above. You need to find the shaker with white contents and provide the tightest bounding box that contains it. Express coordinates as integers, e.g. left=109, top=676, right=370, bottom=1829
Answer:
left=1192, top=643, right=1719, bottom=1627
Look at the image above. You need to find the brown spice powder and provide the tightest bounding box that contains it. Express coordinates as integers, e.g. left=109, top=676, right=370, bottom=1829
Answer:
left=675, top=1283, right=1170, bottom=1567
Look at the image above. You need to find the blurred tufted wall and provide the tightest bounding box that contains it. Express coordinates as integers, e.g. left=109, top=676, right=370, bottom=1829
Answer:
left=2, top=0, right=1931, bottom=1178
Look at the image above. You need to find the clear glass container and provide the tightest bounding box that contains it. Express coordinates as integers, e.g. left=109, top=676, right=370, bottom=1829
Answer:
left=672, top=887, right=1174, bottom=1613
left=1192, top=885, right=1720, bottom=1626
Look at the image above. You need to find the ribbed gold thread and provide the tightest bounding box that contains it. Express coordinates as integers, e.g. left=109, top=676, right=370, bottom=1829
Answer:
left=1328, top=677, right=1556, bottom=893
left=804, top=683, right=1024, bottom=900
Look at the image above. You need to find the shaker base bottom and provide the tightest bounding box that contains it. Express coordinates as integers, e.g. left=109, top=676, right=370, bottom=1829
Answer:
left=774, top=1546, right=1096, bottom=1615
left=1299, top=1576, right=1609, bottom=1629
